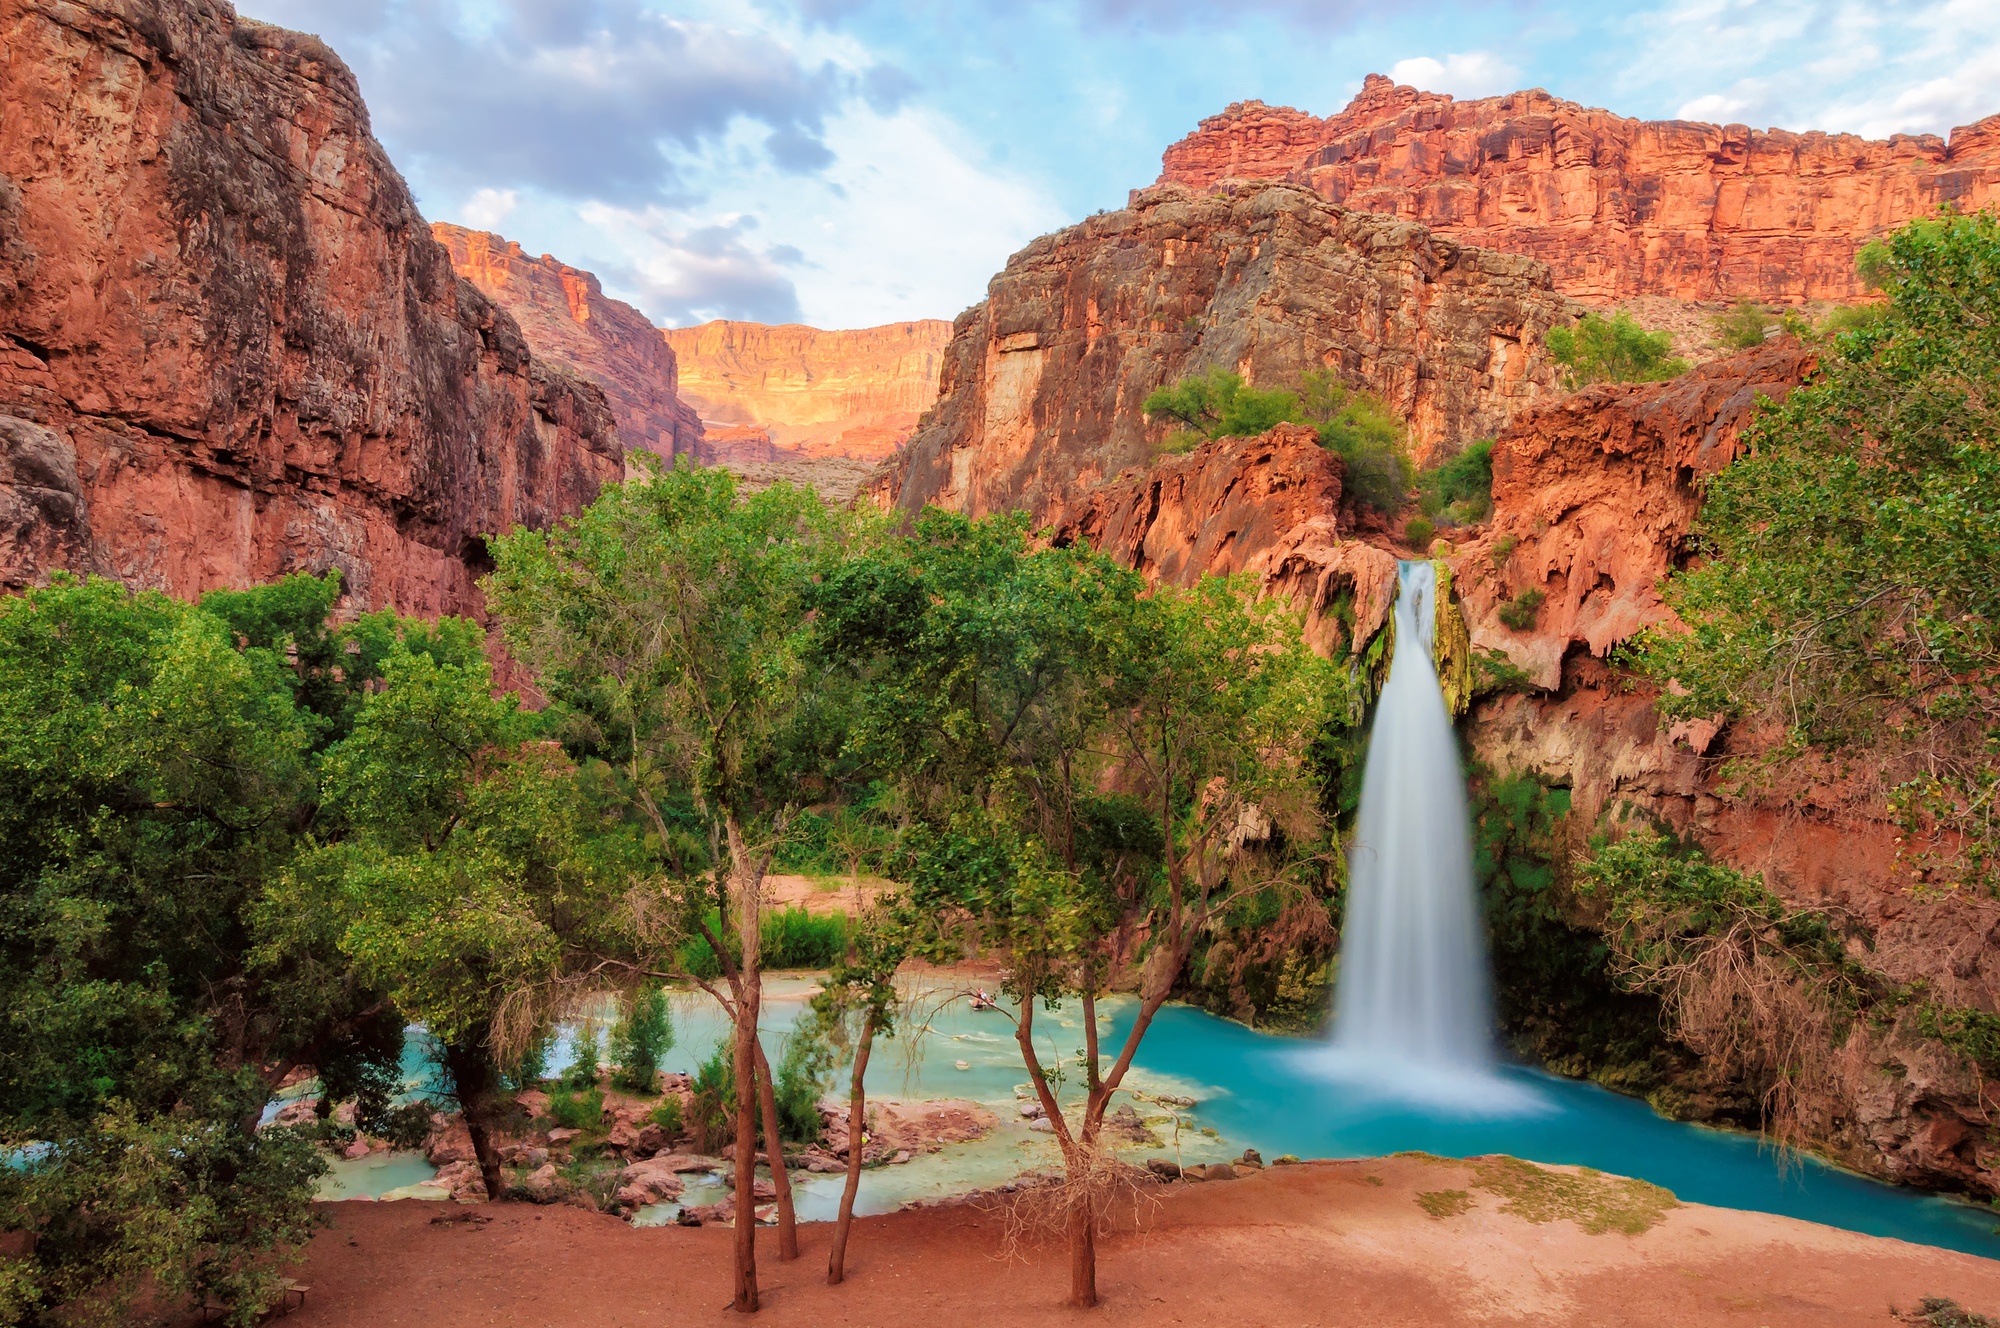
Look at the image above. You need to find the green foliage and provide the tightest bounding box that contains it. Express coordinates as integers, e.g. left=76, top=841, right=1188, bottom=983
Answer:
left=567, top=1023, right=603, bottom=1090
left=1913, top=1003, right=2000, bottom=1074
left=1490, top=534, right=1518, bottom=568
left=1139, top=368, right=1412, bottom=513
left=1403, top=517, right=1435, bottom=549
left=648, top=1095, right=684, bottom=1137
left=1496, top=588, right=1545, bottom=631
left=1578, top=830, right=1842, bottom=969
left=1547, top=312, right=1689, bottom=388
left=1712, top=300, right=1776, bottom=351
left=1912, top=1298, right=1999, bottom=1328
left=547, top=1087, right=603, bottom=1132
left=1635, top=210, right=2000, bottom=889
left=1415, top=439, right=1494, bottom=526
left=610, top=987, right=675, bottom=1093
left=688, top=1043, right=735, bottom=1153
left=774, top=1016, right=835, bottom=1144
left=676, top=907, right=852, bottom=977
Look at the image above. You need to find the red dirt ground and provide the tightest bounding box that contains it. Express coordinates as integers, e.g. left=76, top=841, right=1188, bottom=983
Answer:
left=283, top=1155, right=2000, bottom=1327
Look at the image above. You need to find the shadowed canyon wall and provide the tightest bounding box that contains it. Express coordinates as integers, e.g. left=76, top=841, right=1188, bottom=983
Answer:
left=879, top=179, right=1579, bottom=521
left=0, top=0, right=622, bottom=616
left=1159, top=74, right=2000, bottom=304
left=434, top=224, right=703, bottom=464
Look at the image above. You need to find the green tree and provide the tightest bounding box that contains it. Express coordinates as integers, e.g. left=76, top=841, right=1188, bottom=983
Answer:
left=487, top=459, right=856, bottom=1299
left=0, top=575, right=407, bottom=1325
left=1636, top=210, right=2000, bottom=888
left=1547, top=312, right=1688, bottom=388
left=610, top=986, right=674, bottom=1093
left=1415, top=439, right=1494, bottom=526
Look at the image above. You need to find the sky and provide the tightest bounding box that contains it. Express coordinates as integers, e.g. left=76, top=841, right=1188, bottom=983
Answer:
left=239, top=0, right=2000, bottom=331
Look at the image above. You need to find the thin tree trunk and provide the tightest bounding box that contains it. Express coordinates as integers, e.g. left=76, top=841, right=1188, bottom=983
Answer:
left=729, top=814, right=762, bottom=1313
left=753, top=1041, right=798, bottom=1259
left=1069, top=1194, right=1098, bottom=1309
left=827, top=1011, right=878, bottom=1285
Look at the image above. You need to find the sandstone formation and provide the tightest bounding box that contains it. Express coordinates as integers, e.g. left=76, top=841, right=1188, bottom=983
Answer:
left=662, top=318, right=950, bottom=463
left=1159, top=75, right=2000, bottom=304
left=880, top=178, right=1578, bottom=523
left=434, top=224, right=702, bottom=463
left=0, top=0, right=622, bottom=616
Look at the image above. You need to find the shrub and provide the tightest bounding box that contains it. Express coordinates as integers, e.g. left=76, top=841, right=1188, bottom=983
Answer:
left=1140, top=368, right=1300, bottom=442
left=1547, top=312, right=1688, bottom=388
left=1490, top=534, right=1518, bottom=569
left=1496, top=588, right=1544, bottom=631
left=548, top=1087, right=603, bottom=1132
left=565, top=1022, right=601, bottom=1089
left=610, top=987, right=674, bottom=1094
left=1711, top=300, right=1774, bottom=350
left=774, top=1017, right=835, bottom=1144
left=1415, top=438, right=1494, bottom=525
left=648, top=1095, right=684, bottom=1137
left=504, top=1030, right=553, bottom=1091
left=761, top=906, right=849, bottom=969
left=1403, top=517, right=1435, bottom=548
left=688, top=1043, right=734, bottom=1153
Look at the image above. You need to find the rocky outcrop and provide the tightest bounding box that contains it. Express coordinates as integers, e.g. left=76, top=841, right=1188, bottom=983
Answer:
left=0, top=0, right=621, bottom=614
left=434, top=224, right=703, bottom=463
left=1159, top=75, right=2000, bottom=304
left=663, top=318, right=950, bottom=462
left=1044, top=422, right=1397, bottom=655
left=879, top=179, right=1578, bottom=520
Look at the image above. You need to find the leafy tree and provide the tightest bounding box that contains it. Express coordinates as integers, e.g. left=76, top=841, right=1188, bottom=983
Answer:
left=1547, top=312, right=1688, bottom=388
left=1415, top=439, right=1494, bottom=526
left=1636, top=210, right=2000, bottom=889
left=0, top=575, right=408, bottom=1325
left=487, top=459, right=856, bottom=1298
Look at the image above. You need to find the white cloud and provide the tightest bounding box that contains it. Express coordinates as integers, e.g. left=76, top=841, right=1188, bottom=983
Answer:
left=1387, top=51, right=1519, bottom=99
left=1674, top=92, right=1749, bottom=122
left=459, top=188, right=519, bottom=231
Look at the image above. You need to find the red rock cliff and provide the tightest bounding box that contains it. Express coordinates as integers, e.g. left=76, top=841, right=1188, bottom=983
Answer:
left=879, top=179, right=1578, bottom=521
left=0, top=0, right=621, bottom=615
left=1160, top=75, right=2000, bottom=303
left=435, top=224, right=703, bottom=463
left=662, top=318, right=951, bottom=461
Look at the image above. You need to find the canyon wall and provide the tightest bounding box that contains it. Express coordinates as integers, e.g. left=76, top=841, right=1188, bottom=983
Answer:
left=0, top=0, right=622, bottom=617
left=662, top=318, right=950, bottom=460
left=434, top=224, right=703, bottom=463
left=1159, top=75, right=2000, bottom=303
left=881, top=179, right=1579, bottom=521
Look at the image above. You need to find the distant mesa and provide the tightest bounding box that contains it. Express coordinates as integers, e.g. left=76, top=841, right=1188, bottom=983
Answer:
left=1158, top=73, right=2000, bottom=304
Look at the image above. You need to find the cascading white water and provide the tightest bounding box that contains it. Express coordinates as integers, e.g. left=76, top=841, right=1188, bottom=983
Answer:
left=1322, top=560, right=1503, bottom=1092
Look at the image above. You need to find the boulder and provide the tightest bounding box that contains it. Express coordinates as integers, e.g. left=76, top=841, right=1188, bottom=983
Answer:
left=606, top=1120, right=640, bottom=1151
left=546, top=1127, right=581, bottom=1146
left=634, top=1125, right=668, bottom=1157
left=1146, top=1159, right=1183, bottom=1180
left=514, top=1163, right=570, bottom=1204
left=515, top=1090, right=551, bottom=1118
left=614, top=1158, right=687, bottom=1209
left=431, top=1160, right=488, bottom=1203
left=425, top=1117, right=475, bottom=1166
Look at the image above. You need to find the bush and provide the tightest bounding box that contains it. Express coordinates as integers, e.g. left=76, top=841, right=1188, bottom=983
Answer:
left=1496, top=588, right=1545, bottom=631
left=1490, top=534, right=1518, bottom=569
left=1140, top=367, right=1413, bottom=514
left=774, top=1017, right=835, bottom=1144
left=688, top=1043, right=734, bottom=1154
left=503, top=1029, right=553, bottom=1091
left=648, top=1095, right=684, bottom=1137
left=565, top=1022, right=601, bottom=1089
left=677, top=906, right=851, bottom=977
left=610, top=987, right=674, bottom=1094
left=1712, top=300, right=1775, bottom=351
left=1404, top=517, right=1436, bottom=548
left=548, top=1087, right=603, bottom=1132
left=1415, top=439, right=1494, bottom=525
left=1547, top=312, right=1688, bottom=388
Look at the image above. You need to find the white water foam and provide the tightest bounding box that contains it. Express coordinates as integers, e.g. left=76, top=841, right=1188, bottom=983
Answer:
left=1301, top=560, right=1544, bottom=1116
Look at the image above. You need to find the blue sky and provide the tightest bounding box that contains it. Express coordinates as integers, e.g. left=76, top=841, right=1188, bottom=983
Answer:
left=239, top=0, right=2000, bottom=330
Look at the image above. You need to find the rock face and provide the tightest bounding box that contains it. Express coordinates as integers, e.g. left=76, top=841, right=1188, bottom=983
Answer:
left=880, top=179, right=1577, bottom=521
left=433, top=224, right=703, bottom=463
left=662, top=319, right=950, bottom=462
left=1159, top=75, right=2000, bottom=303
left=0, top=0, right=621, bottom=614
left=1446, top=341, right=2000, bottom=1196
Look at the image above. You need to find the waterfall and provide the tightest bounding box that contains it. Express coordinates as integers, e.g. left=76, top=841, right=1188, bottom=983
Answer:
left=1305, top=559, right=1531, bottom=1110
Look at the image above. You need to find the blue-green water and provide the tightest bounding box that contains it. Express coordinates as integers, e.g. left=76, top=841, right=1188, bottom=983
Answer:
left=316, top=981, right=2000, bottom=1260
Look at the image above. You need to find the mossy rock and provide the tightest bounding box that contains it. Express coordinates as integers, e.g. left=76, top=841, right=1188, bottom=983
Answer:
left=1469, top=1156, right=1677, bottom=1235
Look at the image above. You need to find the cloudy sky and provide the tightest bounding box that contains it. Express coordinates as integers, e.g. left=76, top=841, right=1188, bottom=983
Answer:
left=240, top=0, right=2000, bottom=331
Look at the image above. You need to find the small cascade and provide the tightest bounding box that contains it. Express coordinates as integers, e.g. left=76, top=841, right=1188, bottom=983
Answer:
left=1308, top=560, right=1529, bottom=1109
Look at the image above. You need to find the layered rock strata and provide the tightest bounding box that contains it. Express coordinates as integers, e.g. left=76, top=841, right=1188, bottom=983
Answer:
left=434, top=224, right=703, bottom=463
left=662, top=318, right=951, bottom=461
left=1159, top=75, right=2000, bottom=303
left=879, top=179, right=1578, bottom=520
left=0, top=0, right=621, bottom=615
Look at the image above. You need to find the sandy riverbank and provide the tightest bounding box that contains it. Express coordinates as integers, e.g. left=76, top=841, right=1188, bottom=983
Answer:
left=280, top=1154, right=2000, bottom=1326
